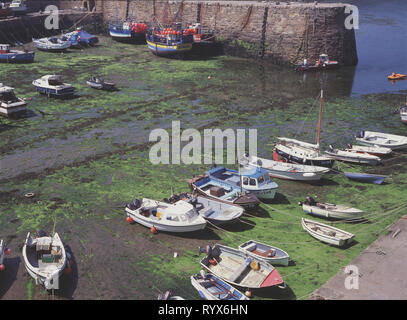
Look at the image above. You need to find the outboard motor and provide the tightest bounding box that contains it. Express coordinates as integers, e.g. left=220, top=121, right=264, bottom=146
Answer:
left=355, top=130, right=365, bottom=138
left=127, top=198, right=141, bottom=210
left=328, top=144, right=334, bottom=151
left=305, top=196, right=317, bottom=206
left=198, top=245, right=212, bottom=257
left=157, top=290, right=172, bottom=300
left=347, top=143, right=353, bottom=149
left=37, top=229, right=47, bottom=237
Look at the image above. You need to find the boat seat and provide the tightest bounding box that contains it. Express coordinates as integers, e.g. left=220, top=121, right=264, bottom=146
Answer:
left=228, top=259, right=251, bottom=283
left=200, top=206, right=214, bottom=217
left=245, top=243, right=257, bottom=252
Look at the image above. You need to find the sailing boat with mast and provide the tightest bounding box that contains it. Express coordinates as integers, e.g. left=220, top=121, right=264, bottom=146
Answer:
left=274, top=90, right=335, bottom=168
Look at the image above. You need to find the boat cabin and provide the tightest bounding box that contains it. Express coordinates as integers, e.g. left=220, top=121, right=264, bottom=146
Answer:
left=35, top=237, right=62, bottom=266
left=241, top=168, right=271, bottom=189
left=0, top=44, right=10, bottom=54
left=319, top=54, right=329, bottom=63
left=42, top=75, right=64, bottom=86
left=138, top=199, right=198, bottom=222
left=0, top=84, right=19, bottom=103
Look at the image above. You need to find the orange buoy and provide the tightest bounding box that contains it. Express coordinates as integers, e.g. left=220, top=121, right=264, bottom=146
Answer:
left=5, top=248, right=11, bottom=255
left=126, top=216, right=133, bottom=223
left=0, top=264, right=5, bottom=272
left=151, top=226, right=158, bottom=234
left=64, top=266, right=72, bottom=275
left=245, top=290, right=252, bottom=298
left=208, top=76, right=211, bottom=80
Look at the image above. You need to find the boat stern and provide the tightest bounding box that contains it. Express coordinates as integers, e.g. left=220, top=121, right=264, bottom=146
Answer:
left=260, top=268, right=284, bottom=288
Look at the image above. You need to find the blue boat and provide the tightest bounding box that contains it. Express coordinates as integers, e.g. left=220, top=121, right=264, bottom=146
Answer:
left=0, top=44, right=34, bottom=63
left=109, top=21, right=147, bottom=43
left=63, top=28, right=99, bottom=47
left=344, top=172, right=386, bottom=184
left=208, top=166, right=279, bottom=200
left=32, top=75, right=75, bottom=98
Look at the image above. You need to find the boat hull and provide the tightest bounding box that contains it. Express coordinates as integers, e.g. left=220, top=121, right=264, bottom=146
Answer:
left=325, top=151, right=380, bottom=165
left=33, top=86, right=75, bottom=98
left=0, top=51, right=35, bottom=63
left=275, top=148, right=334, bottom=168
left=0, top=101, right=27, bottom=117
left=147, top=40, right=193, bottom=56
left=344, top=172, right=386, bottom=184
left=302, top=204, right=364, bottom=220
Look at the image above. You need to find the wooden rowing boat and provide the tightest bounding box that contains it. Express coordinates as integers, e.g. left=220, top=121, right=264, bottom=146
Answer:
left=238, top=240, right=290, bottom=266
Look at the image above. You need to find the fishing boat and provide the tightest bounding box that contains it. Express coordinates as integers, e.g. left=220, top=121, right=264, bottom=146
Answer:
left=0, top=83, right=27, bottom=117
left=188, top=23, right=215, bottom=43
left=191, top=271, right=249, bottom=300
left=344, top=172, right=386, bottom=184
left=208, top=165, right=278, bottom=200
left=9, top=0, right=26, bottom=16
left=301, top=218, right=355, bottom=247
left=32, top=75, right=75, bottom=98
left=387, top=73, right=406, bottom=80
left=0, top=239, right=11, bottom=272
left=299, top=196, right=364, bottom=221
left=63, top=28, right=99, bottom=47
left=33, top=37, right=71, bottom=52
left=125, top=198, right=207, bottom=233
left=325, top=145, right=381, bottom=165
left=188, top=175, right=260, bottom=210
left=238, top=240, right=290, bottom=266
left=157, top=290, right=184, bottom=300
left=344, top=144, right=392, bottom=157
left=400, top=107, right=407, bottom=124
left=0, top=44, right=35, bottom=63
left=355, top=130, right=407, bottom=150
left=295, top=54, right=338, bottom=72
left=239, top=153, right=329, bottom=181
left=199, top=244, right=285, bottom=291
left=86, top=76, right=116, bottom=91
left=165, top=192, right=244, bottom=225
left=22, top=231, right=71, bottom=290
left=109, top=21, right=147, bottom=42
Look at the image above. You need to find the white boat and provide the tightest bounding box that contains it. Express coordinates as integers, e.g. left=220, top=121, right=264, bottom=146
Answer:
left=199, top=244, right=285, bottom=290
left=191, top=270, right=249, bottom=300
left=300, top=196, right=364, bottom=220
left=301, top=218, right=355, bottom=247
left=125, top=198, right=207, bottom=233
left=325, top=145, right=381, bottom=165
left=238, top=240, right=290, bottom=266
left=22, top=232, right=69, bottom=290
left=32, top=75, right=75, bottom=98
left=400, top=107, right=407, bottom=124
left=355, top=130, right=407, bottom=150
left=9, top=0, right=27, bottom=16
left=167, top=192, right=244, bottom=225
left=0, top=83, right=27, bottom=117
left=239, top=154, right=329, bottom=181
left=157, top=290, right=184, bottom=300
left=33, top=37, right=71, bottom=52
left=344, top=144, right=392, bottom=157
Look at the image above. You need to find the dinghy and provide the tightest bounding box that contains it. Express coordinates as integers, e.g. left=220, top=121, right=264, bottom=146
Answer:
left=345, top=144, right=392, bottom=157
left=208, top=165, right=278, bottom=200
left=22, top=231, right=71, bottom=290
left=86, top=76, right=116, bottom=91
left=63, top=28, right=99, bottom=47
left=0, top=44, right=34, bottom=63
left=400, top=107, right=407, bottom=124
left=32, top=75, right=75, bottom=98
left=157, top=290, right=184, bottom=300
left=299, top=196, right=364, bottom=220
left=109, top=21, right=147, bottom=43
left=295, top=54, right=338, bottom=72
left=325, top=145, right=381, bottom=165
left=0, top=239, right=11, bottom=272
left=238, top=240, right=290, bottom=266
left=0, top=83, right=27, bottom=117
left=301, top=218, right=355, bottom=247
left=188, top=174, right=260, bottom=210
left=165, top=192, right=244, bottom=225
left=33, top=37, right=71, bottom=52
left=125, top=198, right=207, bottom=233
left=191, top=271, right=249, bottom=300
left=344, top=172, right=386, bottom=185
left=199, top=244, right=285, bottom=290
left=387, top=73, right=406, bottom=80
left=239, top=153, right=329, bottom=181
left=355, top=130, right=407, bottom=150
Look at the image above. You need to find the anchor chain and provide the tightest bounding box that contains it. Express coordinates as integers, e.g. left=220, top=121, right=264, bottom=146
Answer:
left=259, top=7, right=269, bottom=59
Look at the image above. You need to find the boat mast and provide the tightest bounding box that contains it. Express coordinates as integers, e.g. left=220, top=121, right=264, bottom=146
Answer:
left=316, top=89, right=323, bottom=152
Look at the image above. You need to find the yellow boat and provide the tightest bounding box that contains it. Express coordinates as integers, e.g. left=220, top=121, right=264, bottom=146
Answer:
left=388, top=73, right=406, bottom=80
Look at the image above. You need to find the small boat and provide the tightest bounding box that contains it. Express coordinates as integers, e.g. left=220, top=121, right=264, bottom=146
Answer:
left=295, top=54, right=338, bottom=72
left=157, top=290, right=184, bottom=300
left=299, top=196, right=364, bottom=220
left=325, top=145, right=381, bottom=165
left=9, top=0, right=26, bottom=16
left=238, top=240, right=290, bottom=266
left=125, top=198, right=207, bottom=233
left=32, top=75, right=75, bottom=98
left=239, top=153, right=329, bottom=181
left=387, top=73, right=406, bottom=80
left=0, top=44, right=35, bottom=63
left=355, top=130, right=407, bottom=150
left=165, top=192, right=244, bottom=225
left=22, top=231, right=71, bottom=290
left=0, top=83, right=27, bottom=117
left=344, top=144, right=392, bottom=157
left=63, top=28, right=99, bottom=47
left=400, top=107, right=407, bottom=124
left=191, top=271, right=249, bottom=300
left=86, top=76, right=116, bottom=91
left=344, top=172, right=386, bottom=184
left=109, top=21, right=147, bottom=42
left=188, top=174, right=260, bottom=210
left=33, top=37, right=71, bottom=52
left=207, top=165, right=278, bottom=200
left=301, top=218, right=355, bottom=247
left=199, top=244, right=285, bottom=290
left=0, top=239, right=11, bottom=272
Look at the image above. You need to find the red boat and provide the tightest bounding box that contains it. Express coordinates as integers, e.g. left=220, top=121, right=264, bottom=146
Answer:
left=296, top=54, right=339, bottom=72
